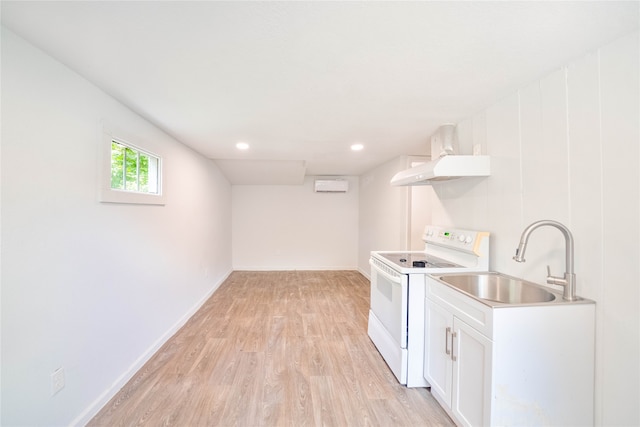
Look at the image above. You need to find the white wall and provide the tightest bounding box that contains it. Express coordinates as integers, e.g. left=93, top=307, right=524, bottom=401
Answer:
left=1, top=28, right=233, bottom=426
left=3, top=19, right=637, bottom=427
left=407, top=156, right=433, bottom=251
left=358, top=156, right=409, bottom=276
left=429, top=31, right=639, bottom=426
left=232, top=176, right=359, bottom=270
left=358, top=156, right=435, bottom=276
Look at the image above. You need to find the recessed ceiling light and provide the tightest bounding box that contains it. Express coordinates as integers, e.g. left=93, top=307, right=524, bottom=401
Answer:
left=236, top=142, right=250, bottom=150
left=351, top=143, right=364, bottom=151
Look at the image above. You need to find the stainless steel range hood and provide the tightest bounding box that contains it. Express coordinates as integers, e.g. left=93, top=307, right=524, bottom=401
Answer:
left=390, top=155, right=491, bottom=186
left=390, top=123, right=490, bottom=186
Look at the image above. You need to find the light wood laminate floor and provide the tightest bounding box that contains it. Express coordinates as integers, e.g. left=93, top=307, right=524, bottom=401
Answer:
left=89, top=270, right=454, bottom=426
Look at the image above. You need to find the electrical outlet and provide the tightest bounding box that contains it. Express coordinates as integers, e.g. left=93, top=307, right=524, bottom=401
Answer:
left=51, top=367, right=65, bottom=396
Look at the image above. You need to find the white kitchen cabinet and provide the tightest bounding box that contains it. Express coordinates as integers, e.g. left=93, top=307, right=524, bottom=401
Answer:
left=424, top=276, right=595, bottom=426
left=425, top=298, right=492, bottom=427
left=423, top=299, right=453, bottom=404
left=451, top=314, right=492, bottom=426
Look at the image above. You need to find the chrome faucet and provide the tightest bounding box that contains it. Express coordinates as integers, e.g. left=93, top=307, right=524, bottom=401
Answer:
left=513, top=220, right=578, bottom=301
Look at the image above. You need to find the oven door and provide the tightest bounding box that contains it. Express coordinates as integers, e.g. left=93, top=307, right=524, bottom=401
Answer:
left=369, top=257, right=408, bottom=349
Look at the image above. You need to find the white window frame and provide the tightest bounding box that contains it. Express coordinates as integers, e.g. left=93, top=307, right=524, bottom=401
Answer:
left=99, top=125, right=166, bottom=205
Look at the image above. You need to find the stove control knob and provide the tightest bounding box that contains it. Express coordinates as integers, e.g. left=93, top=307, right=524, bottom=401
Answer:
left=458, top=234, right=466, bottom=243
left=465, top=235, right=473, bottom=244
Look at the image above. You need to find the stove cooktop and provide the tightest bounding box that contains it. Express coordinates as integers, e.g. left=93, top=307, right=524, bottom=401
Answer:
left=376, top=252, right=461, bottom=269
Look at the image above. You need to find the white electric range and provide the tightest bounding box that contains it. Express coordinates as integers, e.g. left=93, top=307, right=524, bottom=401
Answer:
left=368, top=225, right=490, bottom=387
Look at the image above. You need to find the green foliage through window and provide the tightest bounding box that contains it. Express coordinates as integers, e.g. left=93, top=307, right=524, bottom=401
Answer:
left=110, top=140, right=159, bottom=194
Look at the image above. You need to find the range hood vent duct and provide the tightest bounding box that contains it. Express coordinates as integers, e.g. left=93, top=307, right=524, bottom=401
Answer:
left=390, top=124, right=490, bottom=186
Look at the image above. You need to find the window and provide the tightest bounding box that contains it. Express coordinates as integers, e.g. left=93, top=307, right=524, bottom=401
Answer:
left=110, top=140, right=159, bottom=194
left=99, top=126, right=165, bottom=205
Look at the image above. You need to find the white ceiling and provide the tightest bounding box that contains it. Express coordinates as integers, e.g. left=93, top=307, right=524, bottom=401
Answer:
left=2, top=1, right=638, bottom=184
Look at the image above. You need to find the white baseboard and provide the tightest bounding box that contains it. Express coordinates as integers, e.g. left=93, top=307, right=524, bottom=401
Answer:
left=71, top=269, right=232, bottom=426
left=357, top=266, right=371, bottom=280
left=231, top=266, right=359, bottom=271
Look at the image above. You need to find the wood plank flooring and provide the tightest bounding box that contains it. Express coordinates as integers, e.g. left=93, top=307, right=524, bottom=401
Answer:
left=89, top=270, right=454, bottom=426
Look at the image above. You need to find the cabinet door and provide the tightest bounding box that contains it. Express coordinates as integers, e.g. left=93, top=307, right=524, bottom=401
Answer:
left=424, top=299, right=454, bottom=406
left=452, top=318, right=493, bottom=427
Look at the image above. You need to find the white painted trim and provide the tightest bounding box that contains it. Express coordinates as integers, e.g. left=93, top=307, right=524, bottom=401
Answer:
left=98, top=121, right=167, bottom=205
left=231, top=266, right=359, bottom=271
left=70, top=269, right=232, bottom=426
left=357, top=267, right=371, bottom=281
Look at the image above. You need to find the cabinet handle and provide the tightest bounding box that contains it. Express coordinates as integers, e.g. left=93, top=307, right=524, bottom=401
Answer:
left=445, top=327, right=451, bottom=355
left=451, top=331, right=457, bottom=362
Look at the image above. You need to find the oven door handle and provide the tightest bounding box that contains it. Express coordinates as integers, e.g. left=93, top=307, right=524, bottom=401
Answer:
left=369, top=259, right=403, bottom=284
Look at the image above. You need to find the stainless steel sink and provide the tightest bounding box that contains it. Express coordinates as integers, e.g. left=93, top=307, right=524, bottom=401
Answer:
left=436, top=272, right=557, bottom=304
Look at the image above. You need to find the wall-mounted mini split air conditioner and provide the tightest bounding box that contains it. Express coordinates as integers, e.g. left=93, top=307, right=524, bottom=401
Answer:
left=314, top=179, right=349, bottom=193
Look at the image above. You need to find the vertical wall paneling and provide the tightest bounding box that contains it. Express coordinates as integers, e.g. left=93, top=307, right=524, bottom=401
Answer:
left=566, top=49, right=604, bottom=424
left=431, top=117, right=490, bottom=232
left=455, top=118, right=474, bottom=156
left=403, top=31, right=639, bottom=425
left=598, top=32, right=640, bottom=426
left=539, top=68, right=571, bottom=221
left=472, top=111, right=488, bottom=155
left=518, top=69, right=571, bottom=283
left=483, top=93, right=522, bottom=273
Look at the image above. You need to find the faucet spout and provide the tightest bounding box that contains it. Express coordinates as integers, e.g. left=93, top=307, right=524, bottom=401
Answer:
left=513, top=220, right=578, bottom=301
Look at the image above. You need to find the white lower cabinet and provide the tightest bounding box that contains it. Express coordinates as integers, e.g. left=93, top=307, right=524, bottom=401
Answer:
left=424, top=277, right=595, bottom=427
left=423, top=300, right=453, bottom=405
left=451, top=314, right=492, bottom=426
left=425, top=298, right=492, bottom=426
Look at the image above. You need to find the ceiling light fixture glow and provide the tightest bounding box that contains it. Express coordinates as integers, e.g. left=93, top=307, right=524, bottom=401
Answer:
left=351, top=143, right=364, bottom=151
left=236, top=142, right=250, bottom=150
